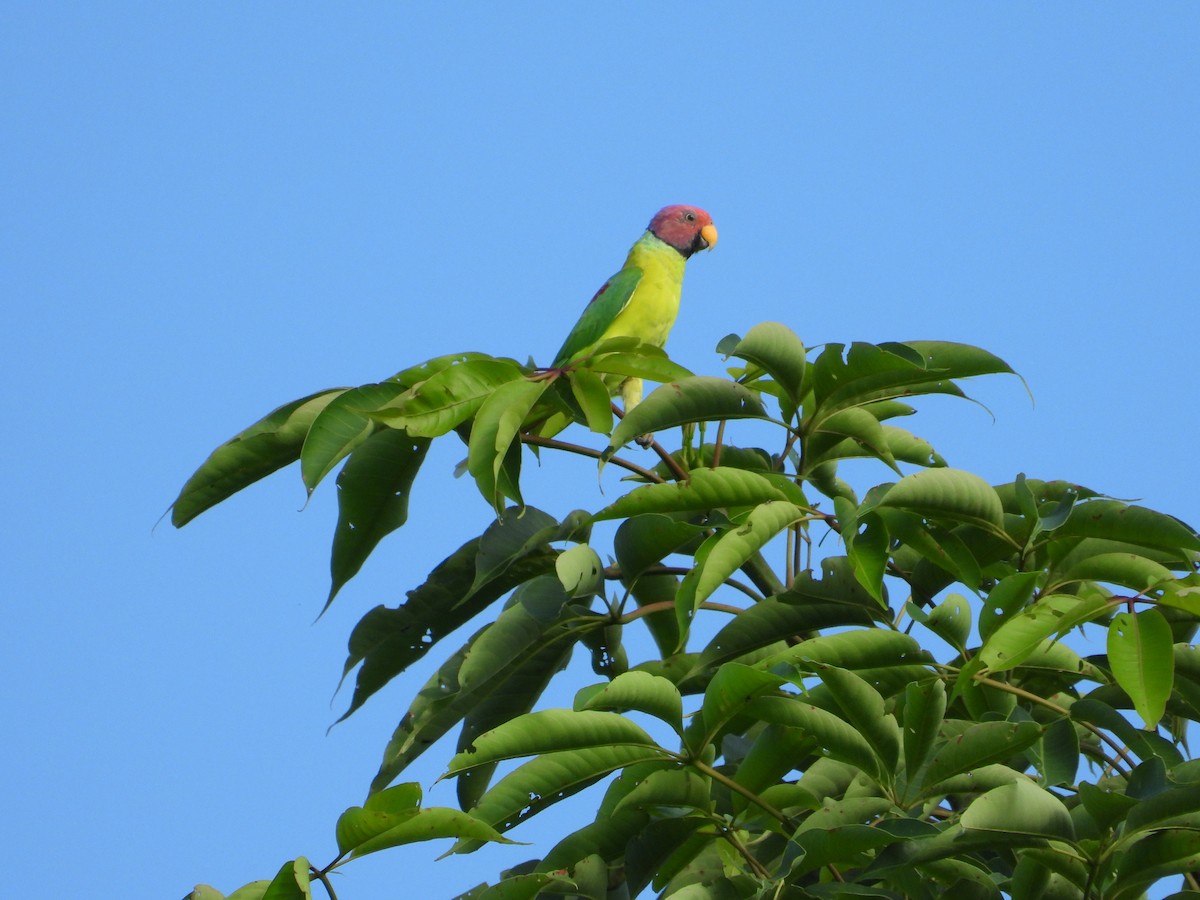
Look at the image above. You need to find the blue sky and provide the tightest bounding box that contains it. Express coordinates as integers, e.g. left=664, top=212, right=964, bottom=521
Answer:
left=3, top=5, right=1198, bottom=898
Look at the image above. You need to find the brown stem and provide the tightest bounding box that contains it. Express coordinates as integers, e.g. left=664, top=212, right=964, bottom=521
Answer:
left=520, top=433, right=664, bottom=482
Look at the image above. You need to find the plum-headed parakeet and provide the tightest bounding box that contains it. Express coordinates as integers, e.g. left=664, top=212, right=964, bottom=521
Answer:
left=551, top=204, right=718, bottom=411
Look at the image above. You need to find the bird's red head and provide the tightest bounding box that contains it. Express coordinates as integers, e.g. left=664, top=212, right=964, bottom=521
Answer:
left=647, top=205, right=718, bottom=258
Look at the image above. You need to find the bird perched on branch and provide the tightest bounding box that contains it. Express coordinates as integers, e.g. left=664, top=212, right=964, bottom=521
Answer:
left=551, top=204, right=718, bottom=412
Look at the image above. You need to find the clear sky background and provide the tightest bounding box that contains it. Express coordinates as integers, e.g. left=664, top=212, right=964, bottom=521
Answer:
left=3, top=5, right=1198, bottom=899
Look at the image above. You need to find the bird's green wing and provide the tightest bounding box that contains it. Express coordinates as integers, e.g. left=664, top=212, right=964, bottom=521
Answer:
left=551, top=265, right=644, bottom=366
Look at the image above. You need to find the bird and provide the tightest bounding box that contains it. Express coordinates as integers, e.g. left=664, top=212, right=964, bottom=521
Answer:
left=549, top=204, right=718, bottom=413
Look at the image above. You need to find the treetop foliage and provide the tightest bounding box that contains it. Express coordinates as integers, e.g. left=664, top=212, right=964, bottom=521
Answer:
left=176, top=323, right=1200, bottom=900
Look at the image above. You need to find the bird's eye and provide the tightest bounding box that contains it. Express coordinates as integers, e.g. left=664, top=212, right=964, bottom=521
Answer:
left=684, top=212, right=696, bottom=222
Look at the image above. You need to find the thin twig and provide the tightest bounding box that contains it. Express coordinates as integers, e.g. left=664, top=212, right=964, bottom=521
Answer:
left=520, top=433, right=664, bottom=482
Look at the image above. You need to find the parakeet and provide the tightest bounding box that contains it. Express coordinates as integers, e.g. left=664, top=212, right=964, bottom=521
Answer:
left=551, top=204, right=717, bottom=411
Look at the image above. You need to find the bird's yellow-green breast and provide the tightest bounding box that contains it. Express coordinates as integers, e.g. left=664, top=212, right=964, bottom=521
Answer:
left=595, top=232, right=689, bottom=349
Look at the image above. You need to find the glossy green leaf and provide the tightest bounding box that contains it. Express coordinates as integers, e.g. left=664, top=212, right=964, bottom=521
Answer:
left=260, top=858, right=311, bottom=900
left=612, top=514, right=703, bottom=579
left=812, top=407, right=898, bottom=470
left=613, top=768, right=711, bottom=815
left=902, top=679, right=946, bottom=793
left=467, top=377, right=548, bottom=510
left=725, top=321, right=807, bottom=409
left=978, top=571, right=1040, bottom=643
left=693, top=663, right=785, bottom=749
left=960, top=780, right=1074, bottom=839
left=585, top=347, right=694, bottom=384
left=747, top=695, right=882, bottom=778
left=875, top=468, right=1005, bottom=530
left=924, top=593, right=972, bottom=650
left=465, top=873, right=578, bottom=900
left=1070, top=698, right=1184, bottom=767
left=336, top=782, right=422, bottom=854
left=468, top=506, right=574, bottom=597
left=846, top=511, right=889, bottom=604
left=593, top=466, right=790, bottom=521
left=172, top=389, right=347, bottom=526
left=1113, top=830, right=1200, bottom=899
left=372, top=358, right=526, bottom=437
left=456, top=637, right=574, bottom=812
left=554, top=543, right=604, bottom=598
left=1061, top=551, right=1176, bottom=593
left=567, top=369, right=613, bottom=434
left=922, top=720, right=1043, bottom=786
left=676, top=501, right=811, bottom=632
left=446, top=709, right=662, bottom=776
left=696, top=597, right=876, bottom=671
left=761, top=628, right=928, bottom=674
left=978, top=593, right=1111, bottom=672
left=338, top=533, right=557, bottom=721
left=575, top=671, right=684, bottom=735
left=537, top=809, right=650, bottom=874
left=1108, top=608, right=1174, bottom=728
left=300, top=382, right=408, bottom=491
left=818, top=665, right=901, bottom=778
left=325, top=429, right=429, bottom=609
left=1056, top=499, right=1200, bottom=553
left=606, top=376, right=768, bottom=452
left=455, top=747, right=666, bottom=855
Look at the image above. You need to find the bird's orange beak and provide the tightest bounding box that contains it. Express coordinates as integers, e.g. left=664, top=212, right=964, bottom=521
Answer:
left=699, top=223, right=718, bottom=251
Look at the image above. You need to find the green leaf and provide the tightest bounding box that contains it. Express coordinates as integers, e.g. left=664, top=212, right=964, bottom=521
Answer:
left=463, top=873, right=578, bottom=900
left=567, top=369, right=614, bottom=434
left=372, top=358, right=526, bottom=437
left=445, top=709, right=663, bottom=776
left=1060, top=551, right=1176, bottom=593
left=1070, top=698, right=1184, bottom=767
left=902, top=679, right=946, bottom=796
left=875, top=468, right=1005, bottom=530
left=456, top=637, right=574, bottom=812
left=725, top=321, right=807, bottom=410
left=593, top=467, right=790, bottom=520
left=455, top=747, right=665, bottom=854
left=606, top=376, right=768, bottom=452
left=846, top=511, right=889, bottom=604
left=978, top=593, right=1112, bottom=672
left=1056, top=499, right=1200, bottom=554
left=978, top=571, right=1040, bottom=643
left=922, top=720, right=1043, bottom=787
left=696, top=596, right=876, bottom=671
left=468, top=506, right=569, bottom=596
left=1123, top=784, right=1200, bottom=834
left=613, top=768, right=711, bottom=815
left=676, top=501, right=811, bottom=636
left=260, top=858, right=311, bottom=900
left=172, top=389, right=347, bottom=526
left=370, top=582, right=576, bottom=791
left=761, top=628, right=929, bottom=675
left=554, top=543, right=604, bottom=598
left=300, top=382, right=409, bottom=492
left=337, top=787, right=519, bottom=860
left=338, top=532, right=558, bottom=721
left=817, top=665, right=901, bottom=780
left=467, top=377, right=548, bottom=511
left=1108, top=608, right=1174, bottom=728
left=960, top=780, right=1074, bottom=839
left=585, top=346, right=694, bottom=384
left=325, top=429, right=429, bottom=609
left=692, top=664, right=786, bottom=750
left=924, top=593, right=972, bottom=650
left=575, top=671, right=684, bottom=736
left=613, top=514, right=704, bottom=579
left=746, top=695, right=882, bottom=779
left=810, top=407, right=898, bottom=470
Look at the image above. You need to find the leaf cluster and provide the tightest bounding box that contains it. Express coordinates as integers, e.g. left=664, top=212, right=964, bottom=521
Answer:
left=176, top=324, right=1200, bottom=900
